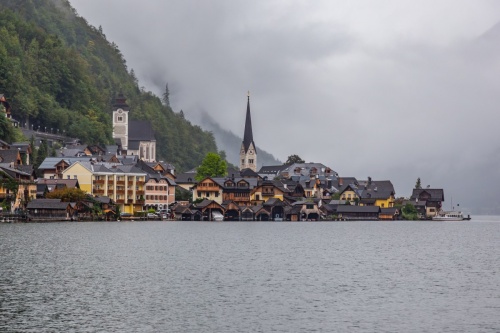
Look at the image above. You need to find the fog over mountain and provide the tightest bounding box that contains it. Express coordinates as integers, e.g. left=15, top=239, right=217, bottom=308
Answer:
left=70, top=0, right=500, bottom=214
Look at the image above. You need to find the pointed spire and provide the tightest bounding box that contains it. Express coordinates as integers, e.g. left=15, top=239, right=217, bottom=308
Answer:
left=243, top=92, right=254, bottom=152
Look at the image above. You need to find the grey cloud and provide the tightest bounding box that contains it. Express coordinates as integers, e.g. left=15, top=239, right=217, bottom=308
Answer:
left=71, top=0, right=500, bottom=214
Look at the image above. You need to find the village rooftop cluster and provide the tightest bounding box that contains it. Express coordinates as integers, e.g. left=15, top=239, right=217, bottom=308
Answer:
left=0, top=93, right=445, bottom=222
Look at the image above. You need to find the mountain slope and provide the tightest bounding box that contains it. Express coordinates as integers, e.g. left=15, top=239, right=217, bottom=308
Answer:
left=0, top=0, right=218, bottom=171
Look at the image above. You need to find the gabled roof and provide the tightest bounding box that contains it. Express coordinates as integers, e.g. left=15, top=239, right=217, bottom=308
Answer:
left=263, top=198, right=286, bottom=207
left=240, top=168, right=260, bottom=178
left=410, top=189, right=444, bottom=202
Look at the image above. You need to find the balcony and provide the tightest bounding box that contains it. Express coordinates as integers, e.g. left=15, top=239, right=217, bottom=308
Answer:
left=136, top=199, right=145, bottom=205
left=94, top=180, right=105, bottom=185
left=116, top=190, right=125, bottom=195
left=93, top=189, right=105, bottom=195
left=116, top=199, right=125, bottom=204
left=116, top=181, right=125, bottom=186
left=136, top=190, right=145, bottom=196
left=136, top=181, right=145, bottom=186
left=127, top=190, right=134, bottom=196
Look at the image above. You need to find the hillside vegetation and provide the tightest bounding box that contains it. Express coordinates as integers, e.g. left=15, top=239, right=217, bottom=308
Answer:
left=0, top=0, right=218, bottom=171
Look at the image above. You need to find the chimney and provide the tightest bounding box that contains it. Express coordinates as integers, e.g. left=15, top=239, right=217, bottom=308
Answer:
left=339, top=178, right=343, bottom=186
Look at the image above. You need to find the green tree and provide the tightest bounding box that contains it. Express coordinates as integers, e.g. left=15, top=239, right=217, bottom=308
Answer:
left=35, top=139, right=48, bottom=169
left=195, top=152, right=227, bottom=181
left=415, top=177, right=422, bottom=189
left=284, top=154, right=305, bottom=165
left=0, top=115, right=15, bottom=143
left=402, top=203, right=419, bottom=220
left=46, top=187, right=88, bottom=202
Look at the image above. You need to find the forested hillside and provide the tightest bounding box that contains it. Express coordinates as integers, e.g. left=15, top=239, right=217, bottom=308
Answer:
left=0, top=0, right=218, bottom=171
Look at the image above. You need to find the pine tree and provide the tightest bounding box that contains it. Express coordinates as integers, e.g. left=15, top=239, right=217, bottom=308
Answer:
left=162, top=83, right=170, bottom=107
left=415, top=177, right=422, bottom=189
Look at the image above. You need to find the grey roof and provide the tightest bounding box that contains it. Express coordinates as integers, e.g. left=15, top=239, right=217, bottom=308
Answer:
left=128, top=140, right=141, bottom=150
left=37, top=178, right=80, bottom=189
left=336, top=205, right=380, bottom=213
left=26, top=199, right=70, bottom=210
left=0, top=149, right=19, bottom=164
left=176, top=171, right=197, bottom=184
left=38, top=157, right=94, bottom=170
left=59, top=148, right=87, bottom=157
left=129, top=120, right=155, bottom=141
left=380, top=207, right=399, bottom=215
left=258, top=164, right=289, bottom=174
left=410, top=189, right=444, bottom=202
left=357, top=180, right=395, bottom=200
left=281, top=162, right=336, bottom=178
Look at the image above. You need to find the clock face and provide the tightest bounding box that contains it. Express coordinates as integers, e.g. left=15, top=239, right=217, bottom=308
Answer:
left=118, top=109, right=123, bottom=114
left=241, top=149, right=245, bottom=154
left=249, top=150, right=254, bottom=155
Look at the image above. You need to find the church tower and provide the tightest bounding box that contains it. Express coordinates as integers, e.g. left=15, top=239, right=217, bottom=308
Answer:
left=112, top=93, right=130, bottom=151
left=239, top=92, right=257, bottom=171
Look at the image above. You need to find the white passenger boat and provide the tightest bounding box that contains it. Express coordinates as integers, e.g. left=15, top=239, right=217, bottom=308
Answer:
left=432, top=211, right=468, bottom=221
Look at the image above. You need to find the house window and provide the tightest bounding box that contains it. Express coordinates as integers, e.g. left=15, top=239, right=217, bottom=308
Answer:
left=67, top=175, right=70, bottom=179
left=241, top=159, right=244, bottom=164
left=74, top=175, right=77, bottom=179
left=118, top=116, right=123, bottom=122
left=249, top=159, right=254, bottom=164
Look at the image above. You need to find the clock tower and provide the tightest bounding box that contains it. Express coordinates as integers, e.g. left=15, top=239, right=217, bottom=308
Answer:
left=112, top=93, right=129, bottom=151
left=239, top=92, right=257, bottom=171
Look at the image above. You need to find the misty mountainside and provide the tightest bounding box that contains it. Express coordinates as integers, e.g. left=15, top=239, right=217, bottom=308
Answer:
left=0, top=0, right=218, bottom=171
left=199, top=112, right=281, bottom=169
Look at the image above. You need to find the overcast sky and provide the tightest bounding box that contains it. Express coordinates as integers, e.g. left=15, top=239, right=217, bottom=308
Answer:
left=70, top=0, right=500, bottom=214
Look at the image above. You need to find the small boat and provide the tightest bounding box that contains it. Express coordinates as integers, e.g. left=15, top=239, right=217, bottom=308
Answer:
left=432, top=210, right=469, bottom=221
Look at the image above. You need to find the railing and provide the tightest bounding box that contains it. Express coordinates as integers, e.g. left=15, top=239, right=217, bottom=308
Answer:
left=116, top=181, right=125, bottom=186
left=94, top=180, right=105, bottom=185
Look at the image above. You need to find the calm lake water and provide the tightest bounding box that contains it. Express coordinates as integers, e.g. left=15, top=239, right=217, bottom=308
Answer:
left=1, top=217, right=499, bottom=332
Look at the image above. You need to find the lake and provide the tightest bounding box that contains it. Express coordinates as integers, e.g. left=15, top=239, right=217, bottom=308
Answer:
left=1, top=217, right=499, bottom=332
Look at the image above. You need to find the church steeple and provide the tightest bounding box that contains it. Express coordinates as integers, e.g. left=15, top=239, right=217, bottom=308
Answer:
left=240, top=92, right=257, bottom=171
left=243, top=92, right=254, bottom=152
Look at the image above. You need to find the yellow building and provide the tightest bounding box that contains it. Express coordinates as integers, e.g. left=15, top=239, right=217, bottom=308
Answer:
left=61, top=161, right=93, bottom=193
left=61, top=162, right=147, bottom=214
left=192, top=177, right=224, bottom=204
left=250, top=180, right=288, bottom=205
